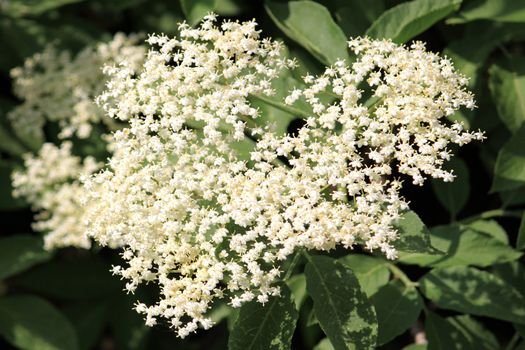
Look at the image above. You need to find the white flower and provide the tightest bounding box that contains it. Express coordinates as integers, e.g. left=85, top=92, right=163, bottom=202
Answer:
left=85, top=20, right=483, bottom=337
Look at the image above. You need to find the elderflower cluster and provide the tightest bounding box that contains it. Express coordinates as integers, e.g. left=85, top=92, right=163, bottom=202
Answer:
left=84, top=16, right=482, bottom=338
left=12, top=142, right=102, bottom=249
left=9, top=33, right=146, bottom=142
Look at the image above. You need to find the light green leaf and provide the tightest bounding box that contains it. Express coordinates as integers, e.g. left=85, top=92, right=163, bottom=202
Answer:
left=492, top=124, right=525, bottom=192
left=419, top=266, right=525, bottom=324
left=447, top=0, right=525, bottom=24
left=0, top=235, right=51, bottom=280
left=63, top=302, right=108, bottom=350
left=518, top=213, right=525, bottom=250
left=425, top=311, right=499, bottom=350
left=0, top=0, right=86, bottom=17
left=265, top=0, right=350, bottom=65
left=304, top=254, right=377, bottom=350
left=467, top=219, right=508, bottom=244
left=0, top=295, right=79, bottom=350
left=228, top=284, right=298, bottom=350
left=399, top=222, right=521, bottom=267
left=371, top=281, right=423, bottom=345
left=338, top=254, right=390, bottom=297
left=489, top=56, right=525, bottom=133
left=11, top=259, right=121, bottom=299
left=365, top=0, right=462, bottom=43
left=180, top=0, right=216, bottom=26
left=286, top=274, right=307, bottom=310
left=314, top=338, right=335, bottom=350
left=393, top=211, right=444, bottom=259
left=431, top=158, right=469, bottom=216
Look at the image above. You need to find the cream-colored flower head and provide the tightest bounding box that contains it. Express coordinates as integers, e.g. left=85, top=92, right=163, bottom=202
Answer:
left=85, top=17, right=482, bottom=337
left=9, top=33, right=146, bottom=144
left=12, top=142, right=102, bottom=249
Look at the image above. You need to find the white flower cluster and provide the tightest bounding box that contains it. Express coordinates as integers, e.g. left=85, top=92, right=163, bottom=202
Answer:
left=84, top=16, right=482, bottom=337
left=9, top=33, right=146, bottom=142
left=12, top=142, right=101, bottom=249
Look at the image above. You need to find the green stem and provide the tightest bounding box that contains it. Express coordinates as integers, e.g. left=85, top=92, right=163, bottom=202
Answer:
left=387, top=263, right=418, bottom=288
left=249, top=94, right=311, bottom=119
left=460, top=209, right=523, bottom=224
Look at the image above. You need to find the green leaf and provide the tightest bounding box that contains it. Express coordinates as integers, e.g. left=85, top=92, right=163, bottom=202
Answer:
left=109, top=294, right=150, bottom=350
left=419, top=266, right=525, bottom=324
left=518, top=213, right=525, bottom=250
left=286, top=274, right=307, bottom=310
left=489, top=56, right=525, bottom=133
left=0, top=235, right=51, bottom=280
left=180, top=0, right=216, bottom=26
left=264, top=0, right=350, bottom=66
left=371, top=281, right=423, bottom=345
left=393, top=211, right=443, bottom=259
left=304, top=254, right=377, bottom=350
left=228, top=284, right=298, bottom=350
left=491, top=261, right=525, bottom=297
left=467, top=219, right=508, bottom=244
left=399, top=221, right=521, bottom=267
left=0, top=162, right=27, bottom=210
left=11, top=258, right=121, bottom=299
left=492, top=124, right=525, bottom=192
left=319, top=0, right=385, bottom=37
left=365, top=0, right=462, bottom=43
left=447, top=0, right=525, bottom=24
left=0, top=0, right=86, bottom=17
left=403, top=345, right=427, bottom=350
left=431, top=158, right=469, bottom=216
left=425, top=311, right=499, bottom=350
left=314, top=338, right=335, bottom=350
left=0, top=295, right=79, bottom=350
left=63, top=302, right=108, bottom=350
left=338, top=254, right=390, bottom=297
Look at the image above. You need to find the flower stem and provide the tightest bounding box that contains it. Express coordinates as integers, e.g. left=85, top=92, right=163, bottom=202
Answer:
left=387, top=263, right=418, bottom=288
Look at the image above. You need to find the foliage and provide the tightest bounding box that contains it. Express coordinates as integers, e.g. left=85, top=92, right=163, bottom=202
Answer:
left=1, top=0, right=525, bottom=349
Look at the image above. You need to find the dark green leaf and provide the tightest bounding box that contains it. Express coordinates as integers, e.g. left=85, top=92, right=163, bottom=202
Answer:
left=489, top=56, right=525, bottom=133
left=393, top=211, right=443, bottom=259
left=0, top=295, right=79, bottom=350
left=63, top=302, right=108, bottom=350
left=447, top=0, right=525, bottom=24
left=11, top=258, right=121, bottom=299
left=0, top=234, right=51, bottom=280
left=403, top=345, right=427, bottom=350
left=180, top=0, right=216, bottom=26
left=419, top=266, right=525, bottom=324
left=365, top=0, right=462, bottom=43
left=265, top=0, right=350, bottom=65
left=431, top=158, right=469, bottom=216
left=109, top=294, right=150, bottom=350
left=228, top=284, right=298, bottom=350
left=304, top=254, right=377, bottom=350
left=491, top=261, right=525, bottom=297
left=338, top=254, right=390, bottom=297
left=425, top=311, right=498, bottom=350
left=0, top=162, right=27, bottom=210
left=371, top=281, right=423, bottom=345
left=319, top=0, right=385, bottom=37
left=492, top=123, right=525, bottom=192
